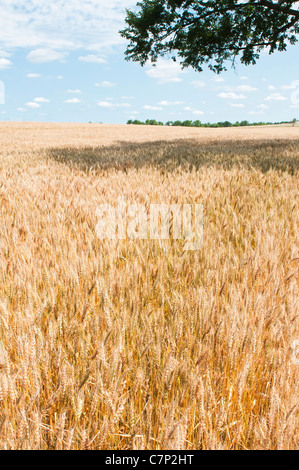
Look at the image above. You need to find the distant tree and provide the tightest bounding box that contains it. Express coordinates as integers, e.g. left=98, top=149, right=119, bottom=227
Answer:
left=120, top=1, right=299, bottom=73
left=126, top=118, right=290, bottom=127
left=131, top=119, right=145, bottom=125
left=292, top=117, right=297, bottom=126
left=145, top=119, right=164, bottom=125
left=217, top=120, right=233, bottom=127
left=182, top=120, right=193, bottom=127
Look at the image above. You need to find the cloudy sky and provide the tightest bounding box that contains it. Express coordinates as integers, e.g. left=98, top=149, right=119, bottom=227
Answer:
left=0, top=0, right=298, bottom=124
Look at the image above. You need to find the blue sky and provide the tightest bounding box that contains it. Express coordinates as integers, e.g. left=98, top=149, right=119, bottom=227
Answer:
left=0, top=0, right=298, bottom=124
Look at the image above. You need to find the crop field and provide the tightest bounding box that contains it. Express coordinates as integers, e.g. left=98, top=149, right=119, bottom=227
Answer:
left=0, top=122, right=298, bottom=450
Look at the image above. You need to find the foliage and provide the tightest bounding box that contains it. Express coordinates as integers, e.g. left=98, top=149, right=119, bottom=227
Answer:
left=120, top=0, right=299, bottom=72
left=127, top=118, right=283, bottom=127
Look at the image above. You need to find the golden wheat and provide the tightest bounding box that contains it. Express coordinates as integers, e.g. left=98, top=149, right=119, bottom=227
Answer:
left=0, top=122, right=298, bottom=449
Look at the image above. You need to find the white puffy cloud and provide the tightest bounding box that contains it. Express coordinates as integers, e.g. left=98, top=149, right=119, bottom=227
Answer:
left=95, top=81, right=115, bottom=87
left=97, top=101, right=114, bottom=108
left=24, top=97, right=49, bottom=108
left=158, top=100, right=184, bottom=106
left=27, top=49, right=67, bottom=63
left=0, top=1, right=137, bottom=53
left=183, top=106, right=204, bottom=115
left=66, top=89, right=82, bottom=94
left=27, top=73, right=41, bottom=78
left=146, top=59, right=187, bottom=84
left=143, top=105, right=163, bottom=111
left=34, top=97, right=50, bottom=103
left=218, top=92, right=246, bottom=100
left=237, top=85, right=258, bottom=92
left=97, top=101, right=130, bottom=109
left=26, top=101, right=41, bottom=108
left=78, top=55, right=106, bottom=63
left=0, top=58, right=12, bottom=69
left=64, top=98, right=81, bottom=103
left=264, top=93, right=287, bottom=101
left=281, top=83, right=297, bottom=90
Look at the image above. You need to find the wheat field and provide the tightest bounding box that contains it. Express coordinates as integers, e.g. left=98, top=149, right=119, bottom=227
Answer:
left=0, top=122, right=298, bottom=450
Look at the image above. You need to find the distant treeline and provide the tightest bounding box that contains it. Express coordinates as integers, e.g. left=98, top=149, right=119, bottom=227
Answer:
left=127, top=119, right=294, bottom=128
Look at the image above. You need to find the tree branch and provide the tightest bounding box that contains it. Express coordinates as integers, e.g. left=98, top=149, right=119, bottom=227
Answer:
left=258, top=0, right=299, bottom=19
